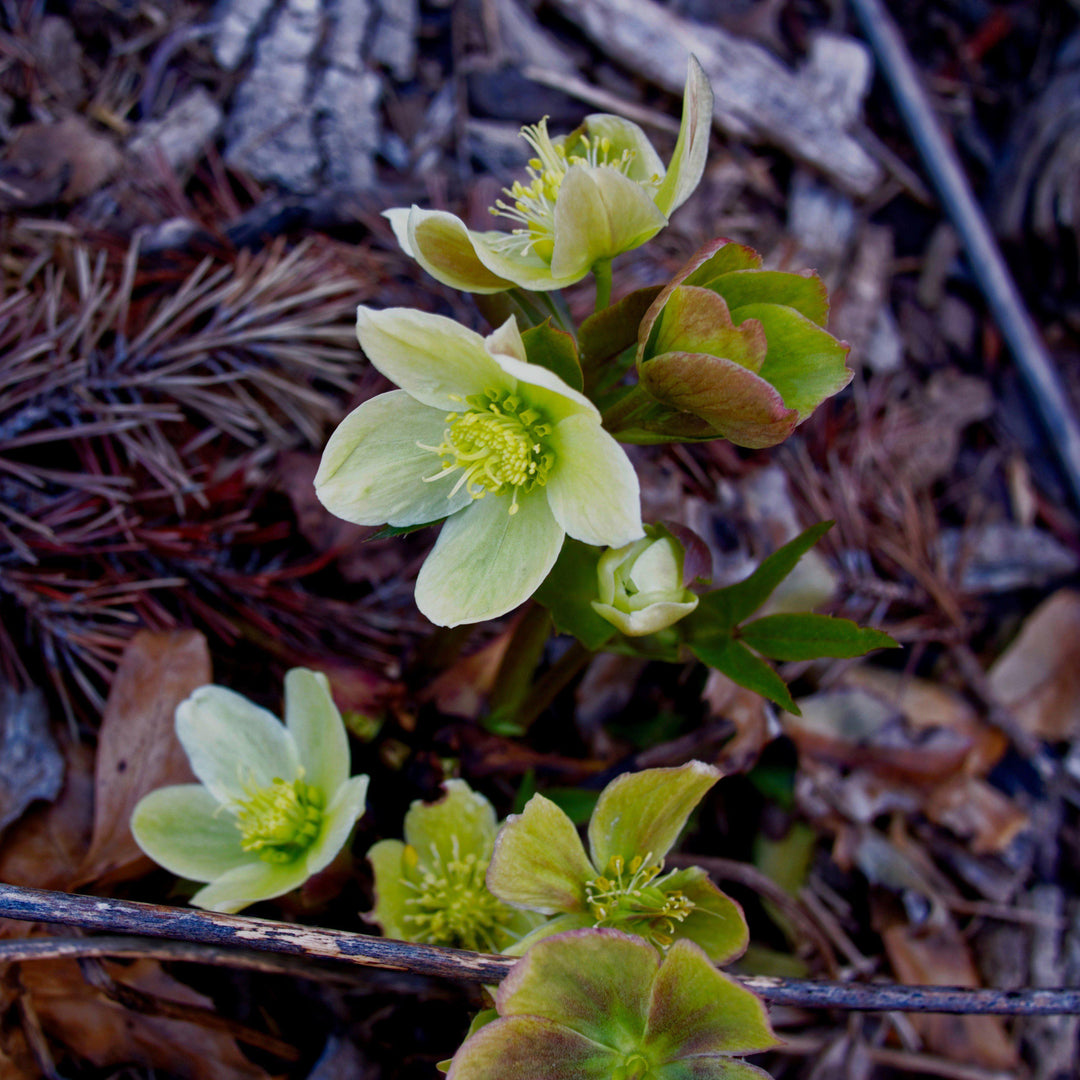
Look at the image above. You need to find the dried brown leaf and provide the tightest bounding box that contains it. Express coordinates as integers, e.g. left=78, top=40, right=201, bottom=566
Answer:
left=73, top=630, right=210, bottom=888
left=987, top=588, right=1080, bottom=740
left=20, top=958, right=269, bottom=1080
left=923, top=778, right=1029, bottom=856
left=881, top=919, right=1019, bottom=1070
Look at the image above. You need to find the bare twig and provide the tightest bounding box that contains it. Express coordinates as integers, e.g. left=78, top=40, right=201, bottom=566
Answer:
left=849, top=0, right=1080, bottom=509
left=1, top=884, right=1078, bottom=1015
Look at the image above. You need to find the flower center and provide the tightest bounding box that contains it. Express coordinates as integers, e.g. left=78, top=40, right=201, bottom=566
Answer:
left=234, top=775, right=324, bottom=864
left=401, top=841, right=519, bottom=952
left=421, top=389, right=554, bottom=515
left=489, top=117, right=648, bottom=261
left=613, top=1053, right=653, bottom=1080
left=584, top=854, right=695, bottom=948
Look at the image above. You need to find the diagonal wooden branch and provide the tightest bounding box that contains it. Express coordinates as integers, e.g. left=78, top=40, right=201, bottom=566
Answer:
left=1, top=883, right=1078, bottom=1016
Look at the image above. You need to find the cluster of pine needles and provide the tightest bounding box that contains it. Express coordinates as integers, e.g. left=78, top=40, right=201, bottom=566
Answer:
left=0, top=220, right=396, bottom=721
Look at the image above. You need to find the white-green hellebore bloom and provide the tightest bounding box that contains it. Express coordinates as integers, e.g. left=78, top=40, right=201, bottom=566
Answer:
left=315, top=307, right=644, bottom=627
left=592, top=526, right=699, bottom=636
left=384, top=57, right=714, bottom=293
left=131, top=669, right=370, bottom=914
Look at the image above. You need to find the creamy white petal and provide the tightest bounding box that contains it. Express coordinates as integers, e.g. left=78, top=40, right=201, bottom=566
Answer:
left=356, top=307, right=513, bottom=411
left=545, top=415, right=644, bottom=548
left=414, top=492, right=564, bottom=626
left=315, top=391, right=474, bottom=526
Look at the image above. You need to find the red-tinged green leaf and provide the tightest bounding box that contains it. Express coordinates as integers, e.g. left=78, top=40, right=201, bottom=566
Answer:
left=534, top=540, right=616, bottom=651
left=739, top=613, right=898, bottom=661
left=689, top=638, right=799, bottom=715
left=693, top=522, right=834, bottom=631
left=521, top=320, right=583, bottom=392
left=679, top=240, right=764, bottom=283
left=729, top=303, right=852, bottom=419
left=650, top=286, right=767, bottom=372
left=579, top=285, right=662, bottom=365
left=704, top=269, right=829, bottom=326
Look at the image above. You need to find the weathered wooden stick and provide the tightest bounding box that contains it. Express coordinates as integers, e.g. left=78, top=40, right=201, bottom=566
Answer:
left=2, top=884, right=1079, bottom=1015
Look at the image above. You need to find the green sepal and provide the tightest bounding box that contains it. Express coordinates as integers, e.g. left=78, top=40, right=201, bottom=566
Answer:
left=534, top=540, right=616, bottom=651
left=521, top=320, right=584, bottom=392
left=579, top=285, right=662, bottom=366
left=689, top=637, right=800, bottom=715
left=691, top=522, right=833, bottom=633
left=739, top=612, right=899, bottom=661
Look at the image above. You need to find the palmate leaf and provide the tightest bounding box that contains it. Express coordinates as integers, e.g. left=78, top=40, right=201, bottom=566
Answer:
left=739, top=613, right=898, bottom=661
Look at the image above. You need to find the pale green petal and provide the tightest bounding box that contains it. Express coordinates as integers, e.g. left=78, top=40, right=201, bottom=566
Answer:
left=546, top=415, right=643, bottom=548
left=446, top=1016, right=617, bottom=1080
left=501, top=912, right=594, bottom=958
left=403, top=206, right=577, bottom=292
left=130, top=784, right=248, bottom=883
left=485, top=316, right=528, bottom=364
left=366, top=838, right=410, bottom=939
left=307, top=774, right=369, bottom=876
left=654, top=56, right=714, bottom=217
left=384, top=206, right=418, bottom=257
left=176, top=686, right=300, bottom=805
left=414, top=491, right=564, bottom=627
left=393, top=206, right=517, bottom=293
left=189, top=858, right=309, bottom=913
left=580, top=115, right=665, bottom=184
left=663, top=868, right=748, bottom=964
left=285, top=668, right=348, bottom=795
left=486, top=794, right=594, bottom=915
left=404, top=779, right=498, bottom=867
left=659, top=1060, right=777, bottom=1080
left=592, top=597, right=699, bottom=637
left=588, top=762, right=720, bottom=871
left=646, top=939, right=779, bottom=1058
left=550, top=166, right=667, bottom=280
left=314, top=391, right=474, bottom=527
left=497, top=929, right=657, bottom=1049
left=356, top=306, right=513, bottom=412
left=491, top=350, right=599, bottom=423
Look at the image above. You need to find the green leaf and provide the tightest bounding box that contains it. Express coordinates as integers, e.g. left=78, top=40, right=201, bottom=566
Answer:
left=534, top=540, right=616, bottom=651
left=693, top=521, right=834, bottom=632
left=521, top=320, right=584, bottom=392
left=689, top=637, right=799, bottom=715
left=739, top=612, right=898, bottom=661
left=579, top=285, right=662, bottom=366
left=367, top=518, right=444, bottom=540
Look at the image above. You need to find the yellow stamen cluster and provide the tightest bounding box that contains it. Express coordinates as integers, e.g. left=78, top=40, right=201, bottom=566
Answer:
left=401, top=841, right=517, bottom=952
left=420, top=390, right=553, bottom=515
left=489, top=117, right=645, bottom=259
left=584, top=853, right=695, bottom=949
left=234, top=775, right=324, bottom=864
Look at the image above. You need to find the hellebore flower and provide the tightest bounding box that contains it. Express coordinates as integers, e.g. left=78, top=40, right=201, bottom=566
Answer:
left=384, top=57, right=713, bottom=293
left=131, top=669, right=369, bottom=913
left=315, top=307, right=643, bottom=627
left=592, top=525, right=700, bottom=637
left=621, top=239, right=852, bottom=448
left=486, top=762, right=748, bottom=961
left=446, top=929, right=779, bottom=1080
left=366, top=779, right=544, bottom=952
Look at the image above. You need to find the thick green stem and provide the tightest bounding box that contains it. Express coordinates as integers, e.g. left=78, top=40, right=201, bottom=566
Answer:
left=485, top=603, right=554, bottom=733
left=599, top=383, right=656, bottom=435
left=513, top=640, right=594, bottom=732
left=593, top=259, right=613, bottom=313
